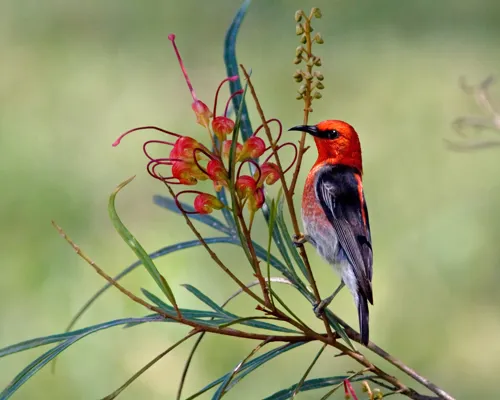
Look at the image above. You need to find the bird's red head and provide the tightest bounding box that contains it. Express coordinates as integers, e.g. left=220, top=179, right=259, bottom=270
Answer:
left=289, top=120, right=363, bottom=174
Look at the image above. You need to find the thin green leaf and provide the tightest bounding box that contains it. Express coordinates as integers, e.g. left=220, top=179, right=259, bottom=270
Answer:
left=108, top=176, right=178, bottom=309
left=0, top=316, right=161, bottom=359
left=267, top=198, right=278, bottom=307
left=101, top=331, right=199, bottom=400
left=263, top=376, right=368, bottom=400
left=324, top=309, right=354, bottom=351
left=224, top=0, right=252, bottom=141
left=228, top=81, right=248, bottom=180
left=275, top=197, right=307, bottom=281
left=177, top=277, right=296, bottom=400
left=181, top=284, right=298, bottom=333
left=64, top=237, right=290, bottom=342
left=212, top=339, right=271, bottom=399
left=141, top=289, right=227, bottom=322
left=319, top=370, right=366, bottom=400
left=216, top=187, right=237, bottom=230
left=153, top=195, right=234, bottom=235
left=182, top=284, right=225, bottom=313
left=291, top=343, right=327, bottom=399
left=224, top=0, right=300, bottom=288
left=0, top=316, right=161, bottom=399
left=186, top=342, right=307, bottom=400
left=263, top=197, right=296, bottom=274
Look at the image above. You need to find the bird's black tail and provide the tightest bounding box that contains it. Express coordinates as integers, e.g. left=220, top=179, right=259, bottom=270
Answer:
left=357, top=293, right=370, bottom=345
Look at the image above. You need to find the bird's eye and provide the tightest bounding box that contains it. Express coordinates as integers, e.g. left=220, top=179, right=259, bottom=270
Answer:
left=328, top=129, right=339, bottom=139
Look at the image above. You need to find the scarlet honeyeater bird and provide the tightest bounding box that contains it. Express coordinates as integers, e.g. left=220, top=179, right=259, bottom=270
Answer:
left=289, top=120, right=373, bottom=345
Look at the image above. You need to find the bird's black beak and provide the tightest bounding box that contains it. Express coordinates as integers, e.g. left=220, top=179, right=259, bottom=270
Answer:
left=288, top=124, right=320, bottom=137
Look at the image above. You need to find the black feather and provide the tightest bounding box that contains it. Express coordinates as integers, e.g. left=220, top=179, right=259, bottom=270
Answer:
left=358, top=291, right=370, bottom=345
left=315, top=164, right=374, bottom=341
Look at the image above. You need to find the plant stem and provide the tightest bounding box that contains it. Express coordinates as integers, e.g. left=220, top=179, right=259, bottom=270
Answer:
left=239, top=64, right=334, bottom=342
left=52, top=220, right=313, bottom=344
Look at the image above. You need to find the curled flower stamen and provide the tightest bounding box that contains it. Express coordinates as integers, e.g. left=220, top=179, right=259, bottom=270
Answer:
left=252, top=118, right=283, bottom=149
left=143, top=140, right=176, bottom=161
left=112, top=126, right=181, bottom=147
left=168, top=33, right=212, bottom=127
left=237, top=159, right=261, bottom=182
left=224, top=89, right=244, bottom=118
left=168, top=34, right=198, bottom=102
left=264, top=142, right=298, bottom=174
left=147, top=160, right=178, bottom=183
left=213, top=76, right=238, bottom=117
left=191, top=149, right=214, bottom=177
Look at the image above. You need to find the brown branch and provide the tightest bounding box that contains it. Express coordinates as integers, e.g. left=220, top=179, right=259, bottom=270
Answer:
left=51, top=220, right=313, bottom=344
left=164, top=183, right=267, bottom=307
left=54, top=219, right=454, bottom=399
left=327, top=311, right=454, bottom=400
left=239, top=65, right=334, bottom=342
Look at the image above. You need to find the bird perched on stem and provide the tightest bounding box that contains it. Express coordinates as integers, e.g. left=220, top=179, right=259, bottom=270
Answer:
left=289, top=120, right=373, bottom=345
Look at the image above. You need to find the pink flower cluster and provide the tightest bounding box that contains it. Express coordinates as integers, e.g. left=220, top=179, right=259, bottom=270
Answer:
left=113, top=34, right=296, bottom=215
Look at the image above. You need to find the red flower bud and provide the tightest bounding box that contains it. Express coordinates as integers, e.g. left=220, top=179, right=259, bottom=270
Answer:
left=171, top=161, right=207, bottom=185
left=236, top=175, right=257, bottom=199
left=212, top=116, right=235, bottom=140
left=258, top=162, right=280, bottom=185
left=169, top=137, right=206, bottom=161
left=238, top=136, right=266, bottom=161
left=193, top=193, right=224, bottom=214
left=206, top=158, right=228, bottom=191
left=192, top=100, right=212, bottom=128
left=249, top=187, right=265, bottom=211
left=222, top=140, right=242, bottom=160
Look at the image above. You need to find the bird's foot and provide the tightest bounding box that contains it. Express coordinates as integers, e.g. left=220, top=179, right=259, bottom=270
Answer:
left=292, top=233, right=308, bottom=247
left=313, top=282, right=345, bottom=318
left=313, top=297, right=333, bottom=318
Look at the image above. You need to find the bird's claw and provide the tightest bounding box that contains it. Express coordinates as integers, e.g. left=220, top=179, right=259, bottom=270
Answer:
left=313, top=299, right=330, bottom=318
left=292, top=233, right=308, bottom=247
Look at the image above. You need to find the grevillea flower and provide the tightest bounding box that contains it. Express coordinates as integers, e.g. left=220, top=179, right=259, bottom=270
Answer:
left=113, top=34, right=298, bottom=217
left=171, top=161, right=208, bottom=185
left=212, top=117, right=235, bottom=140
left=169, top=136, right=207, bottom=161
left=193, top=193, right=224, bottom=214
left=257, top=162, right=280, bottom=185
left=238, top=136, right=266, bottom=161
left=222, top=140, right=242, bottom=160
left=206, top=159, right=228, bottom=191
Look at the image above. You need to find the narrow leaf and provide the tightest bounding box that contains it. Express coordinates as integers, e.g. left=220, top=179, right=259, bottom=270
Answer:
left=0, top=316, right=162, bottom=398
left=263, top=376, right=368, bottom=400
left=108, top=176, right=178, bottom=309
left=0, top=316, right=161, bottom=359
left=224, top=0, right=253, bottom=141
left=181, top=284, right=298, bottom=333
left=101, top=331, right=199, bottom=400
left=64, top=237, right=289, bottom=339
left=291, top=344, right=327, bottom=399
left=186, top=342, right=307, bottom=400
left=153, top=195, right=233, bottom=235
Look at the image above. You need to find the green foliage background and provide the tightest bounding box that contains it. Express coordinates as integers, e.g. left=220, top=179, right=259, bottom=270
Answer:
left=1, top=0, right=499, bottom=398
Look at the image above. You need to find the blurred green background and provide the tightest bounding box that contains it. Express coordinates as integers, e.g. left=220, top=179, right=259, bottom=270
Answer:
left=1, top=0, right=500, bottom=398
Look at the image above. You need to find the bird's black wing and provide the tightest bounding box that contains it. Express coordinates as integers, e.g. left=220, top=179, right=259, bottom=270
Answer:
left=315, top=164, right=373, bottom=303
